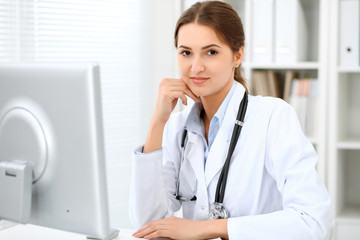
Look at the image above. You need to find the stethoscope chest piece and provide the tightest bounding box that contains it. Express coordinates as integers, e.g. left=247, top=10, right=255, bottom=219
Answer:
left=208, top=202, right=229, bottom=220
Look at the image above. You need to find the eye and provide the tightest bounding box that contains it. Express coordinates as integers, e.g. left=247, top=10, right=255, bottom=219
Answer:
left=180, top=50, right=191, bottom=56
left=207, top=49, right=218, bottom=55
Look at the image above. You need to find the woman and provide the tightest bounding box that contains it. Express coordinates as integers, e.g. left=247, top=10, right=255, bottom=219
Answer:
left=130, top=1, right=332, bottom=239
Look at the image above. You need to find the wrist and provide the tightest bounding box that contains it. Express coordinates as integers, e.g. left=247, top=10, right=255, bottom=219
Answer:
left=198, top=219, right=228, bottom=239
left=150, top=114, right=167, bottom=127
left=151, top=108, right=171, bottom=126
left=143, top=118, right=166, bottom=153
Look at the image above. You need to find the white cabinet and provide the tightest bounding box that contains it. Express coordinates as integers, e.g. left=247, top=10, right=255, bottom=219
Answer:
left=228, top=0, right=329, bottom=182
left=329, top=0, right=360, bottom=239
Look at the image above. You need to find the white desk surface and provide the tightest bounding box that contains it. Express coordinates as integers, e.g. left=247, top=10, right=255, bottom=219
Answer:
left=0, top=224, right=142, bottom=240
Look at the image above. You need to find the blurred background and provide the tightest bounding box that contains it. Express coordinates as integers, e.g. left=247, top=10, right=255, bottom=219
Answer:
left=1, top=1, right=359, bottom=239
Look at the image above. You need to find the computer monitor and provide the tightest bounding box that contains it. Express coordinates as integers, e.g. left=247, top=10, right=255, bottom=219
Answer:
left=0, top=62, right=118, bottom=240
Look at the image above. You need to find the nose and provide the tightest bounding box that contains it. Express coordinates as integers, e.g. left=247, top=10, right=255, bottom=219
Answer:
left=191, top=56, right=205, bottom=74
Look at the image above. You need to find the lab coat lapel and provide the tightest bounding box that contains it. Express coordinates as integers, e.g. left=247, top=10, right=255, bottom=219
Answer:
left=185, top=132, right=207, bottom=193
left=204, top=82, right=245, bottom=187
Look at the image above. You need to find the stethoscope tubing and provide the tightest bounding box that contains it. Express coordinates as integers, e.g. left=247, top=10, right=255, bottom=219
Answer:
left=215, top=91, right=248, bottom=204
left=176, top=91, right=248, bottom=210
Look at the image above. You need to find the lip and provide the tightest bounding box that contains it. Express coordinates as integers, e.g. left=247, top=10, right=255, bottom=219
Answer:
left=190, top=76, right=209, bottom=84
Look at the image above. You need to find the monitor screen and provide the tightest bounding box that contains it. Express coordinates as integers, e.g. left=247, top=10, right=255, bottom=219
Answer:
left=0, top=62, right=118, bottom=239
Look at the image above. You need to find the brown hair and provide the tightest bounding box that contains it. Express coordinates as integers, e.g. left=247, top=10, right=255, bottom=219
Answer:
left=174, top=1, right=247, bottom=92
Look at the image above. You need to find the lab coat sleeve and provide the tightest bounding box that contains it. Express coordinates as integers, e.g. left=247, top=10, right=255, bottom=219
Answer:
left=129, top=114, right=183, bottom=229
left=227, top=101, right=332, bottom=240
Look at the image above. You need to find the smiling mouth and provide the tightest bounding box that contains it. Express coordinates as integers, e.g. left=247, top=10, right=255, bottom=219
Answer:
left=190, top=77, right=209, bottom=84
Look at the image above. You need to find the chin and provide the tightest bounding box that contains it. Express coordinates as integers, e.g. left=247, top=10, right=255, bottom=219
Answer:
left=189, top=88, right=205, bottom=98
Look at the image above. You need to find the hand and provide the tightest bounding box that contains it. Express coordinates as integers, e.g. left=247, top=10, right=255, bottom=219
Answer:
left=153, top=77, right=200, bottom=124
left=143, top=77, right=200, bottom=153
left=132, top=216, right=203, bottom=240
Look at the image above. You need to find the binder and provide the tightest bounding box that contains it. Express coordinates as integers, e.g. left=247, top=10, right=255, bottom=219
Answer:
left=306, top=78, right=319, bottom=138
left=250, top=71, right=282, bottom=98
left=288, top=78, right=319, bottom=136
left=283, top=70, right=298, bottom=102
left=251, top=0, right=274, bottom=63
left=339, top=0, right=360, bottom=67
left=289, top=79, right=306, bottom=131
left=250, top=71, right=268, bottom=96
left=267, top=71, right=282, bottom=98
left=275, top=0, right=307, bottom=63
left=249, top=71, right=259, bottom=96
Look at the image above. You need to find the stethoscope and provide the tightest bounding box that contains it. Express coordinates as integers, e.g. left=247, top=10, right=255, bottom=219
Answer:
left=174, top=91, right=248, bottom=220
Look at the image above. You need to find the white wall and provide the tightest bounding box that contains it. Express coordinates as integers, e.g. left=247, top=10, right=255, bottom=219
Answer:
left=143, top=0, right=182, bottom=130
left=124, top=0, right=182, bottom=228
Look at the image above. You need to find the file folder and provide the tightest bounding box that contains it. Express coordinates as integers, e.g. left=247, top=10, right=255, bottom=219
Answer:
left=251, top=0, right=274, bottom=63
left=339, top=0, right=360, bottom=67
left=275, top=0, right=307, bottom=63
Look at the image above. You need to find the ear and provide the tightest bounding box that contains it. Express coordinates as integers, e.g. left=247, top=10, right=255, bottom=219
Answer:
left=234, top=46, right=244, bottom=67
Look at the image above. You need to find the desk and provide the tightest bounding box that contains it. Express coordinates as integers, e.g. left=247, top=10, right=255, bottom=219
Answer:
left=0, top=224, right=141, bottom=240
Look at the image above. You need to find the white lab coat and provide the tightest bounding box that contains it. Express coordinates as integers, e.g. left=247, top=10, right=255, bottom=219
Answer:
left=129, top=81, right=332, bottom=239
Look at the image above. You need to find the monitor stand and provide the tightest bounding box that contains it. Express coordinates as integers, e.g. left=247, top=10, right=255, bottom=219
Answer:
left=0, top=220, right=18, bottom=231
left=87, top=228, right=120, bottom=240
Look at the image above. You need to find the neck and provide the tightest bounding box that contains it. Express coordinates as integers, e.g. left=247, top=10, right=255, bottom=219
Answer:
left=201, top=80, right=233, bottom=123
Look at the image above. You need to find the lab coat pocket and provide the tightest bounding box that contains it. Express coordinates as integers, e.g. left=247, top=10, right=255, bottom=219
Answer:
left=178, top=159, right=198, bottom=202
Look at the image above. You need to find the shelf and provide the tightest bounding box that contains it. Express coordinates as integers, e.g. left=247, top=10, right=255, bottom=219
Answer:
left=338, top=67, right=360, bottom=73
left=337, top=140, right=360, bottom=150
left=338, top=206, right=360, bottom=223
left=337, top=74, right=360, bottom=140
left=245, top=61, right=319, bottom=70
left=336, top=150, right=360, bottom=220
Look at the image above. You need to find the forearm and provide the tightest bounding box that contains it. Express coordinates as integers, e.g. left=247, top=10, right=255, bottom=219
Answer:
left=198, top=219, right=228, bottom=239
left=143, top=117, right=166, bottom=153
left=129, top=148, right=175, bottom=228
left=226, top=208, right=330, bottom=239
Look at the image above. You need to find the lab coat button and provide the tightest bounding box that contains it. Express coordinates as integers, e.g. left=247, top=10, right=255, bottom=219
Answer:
left=201, top=205, right=205, bottom=210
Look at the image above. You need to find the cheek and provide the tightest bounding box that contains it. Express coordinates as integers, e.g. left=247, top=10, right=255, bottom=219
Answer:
left=207, top=62, right=223, bottom=77
left=177, top=59, right=190, bottom=76
left=213, top=59, right=234, bottom=76
left=177, top=58, right=185, bottom=73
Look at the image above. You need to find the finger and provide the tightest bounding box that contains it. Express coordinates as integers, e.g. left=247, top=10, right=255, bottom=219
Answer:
left=179, top=76, right=200, bottom=103
left=132, top=223, right=152, bottom=237
left=133, top=225, right=155, bottom=238
left=158, top=78, right=182, bottom=93
left=162, top=78, right=185, bottom=87
left=144, top=230, right=169, bottom=239
left=180, top=96, right=187, bottom=106
left=171, top=91, right=188, bottom=106
left=184, top=87, right=200, bottom=103
left=159, top=79, right=187, bottom=96
left=163, top=78, right=196, bottom=99
left=132, top=219, right=167, bottom=238
left=169, top=78, right=187, bottom=86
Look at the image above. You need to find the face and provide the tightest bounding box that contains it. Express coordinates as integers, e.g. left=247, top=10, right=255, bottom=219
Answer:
left=177, top=23, right=243, bottom=99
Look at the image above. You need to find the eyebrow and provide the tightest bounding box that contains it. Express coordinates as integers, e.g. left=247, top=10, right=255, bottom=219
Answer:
left=178, top=44, right=222, bottom=50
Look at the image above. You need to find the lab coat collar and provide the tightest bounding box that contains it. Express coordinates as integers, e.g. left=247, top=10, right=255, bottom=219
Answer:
left=184, top=100, right=204, bottom=137
left=184, top=80, right=236, bottom=138
left=204, top=82, right=246, bottom=187
left=183, top=81, right=246, bottom=189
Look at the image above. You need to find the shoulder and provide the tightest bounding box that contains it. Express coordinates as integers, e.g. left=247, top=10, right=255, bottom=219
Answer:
left=247, top=95, right=295, bottom=121
left=248, top=95, right=305, bottom=151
